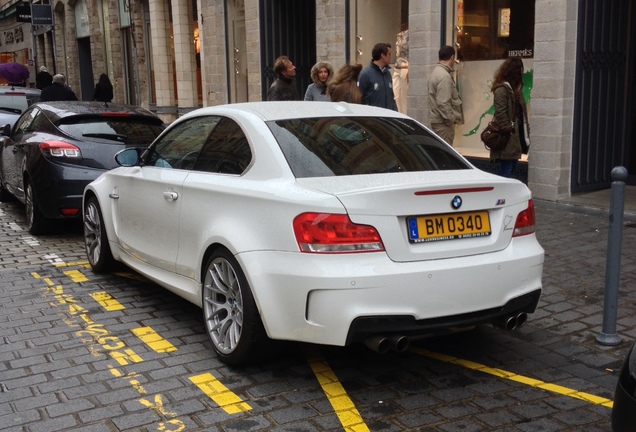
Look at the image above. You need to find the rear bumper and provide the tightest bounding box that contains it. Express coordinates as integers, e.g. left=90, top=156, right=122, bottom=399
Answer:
left=345, top=289, right=540, bottom=344
left=29, top=160, right=104, bottom=219
left=238, top=234, right=544, bottom=346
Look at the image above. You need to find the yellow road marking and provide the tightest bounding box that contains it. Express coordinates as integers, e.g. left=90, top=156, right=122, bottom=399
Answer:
left=31, top=272, right=54, bottom=286
left=89, top=291, right=125, bottom=311
left=55, top=261, right=91, bottom=268
left=64, top=269, right=89, bottom=283
left=111, top=348, right=143, bottom=366
left=189, top=373, right=252, bottom=414
left=131, top=326, right=177, bottom=353
left=411, top=347, right=614, bottom=408
left=307, top=353, right=370, bottom=432
left=139, top=395, right=185, bottom=431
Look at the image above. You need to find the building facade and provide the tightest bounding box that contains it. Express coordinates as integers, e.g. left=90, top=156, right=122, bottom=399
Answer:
left=1, top=0, right=634, bottom=202
left=0, top=1, right=34, bottom=82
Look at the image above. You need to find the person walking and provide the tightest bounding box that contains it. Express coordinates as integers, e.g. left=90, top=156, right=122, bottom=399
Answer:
left=93, top=73, right=114, bottom=102
left=489, top=57, right=528, bottom=178
left=327, top=63, right=363, bottom=104
left=304, top=61, right=334, bottom=102
left=40, top=74, right=78, bottom=102
left=267, top=56, right=299, bottom=101
left=357, top=43, right=398, bottom=110
left=428, top=45, right=464, bottom=145
left=35, top=66, right=52, bottom=90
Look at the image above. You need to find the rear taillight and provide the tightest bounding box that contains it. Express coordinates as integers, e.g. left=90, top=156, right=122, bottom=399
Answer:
left=513, top=199, right=536, bottom=237
left=40, top=141, right=81, bottom=158
left=293, top=212, right=385, bottom=253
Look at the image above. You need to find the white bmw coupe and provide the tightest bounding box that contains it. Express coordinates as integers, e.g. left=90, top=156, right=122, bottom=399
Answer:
left=83, top=101, right=544, bottom=365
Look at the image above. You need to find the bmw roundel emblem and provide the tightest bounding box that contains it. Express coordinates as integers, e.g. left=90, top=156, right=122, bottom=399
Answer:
left=451, top=195, right=462, bottom=210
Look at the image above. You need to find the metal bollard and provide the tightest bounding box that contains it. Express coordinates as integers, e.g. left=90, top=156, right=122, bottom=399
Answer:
left=596, top=166, right=628, bottom=346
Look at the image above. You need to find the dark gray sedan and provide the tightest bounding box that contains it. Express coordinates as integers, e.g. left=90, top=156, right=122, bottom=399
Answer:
left=612, top=340, right=636, bottom=431
left=0, top=86, right=40, bottom=129
left=0, top=101, right=164, bottom=234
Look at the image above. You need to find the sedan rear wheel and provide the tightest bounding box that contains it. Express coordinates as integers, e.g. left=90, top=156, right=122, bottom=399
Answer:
left=202, top=249, right=269, bottom=365
left=84, top=196, right=115, bottom=272
left=25, top=180, right=48, bottom=235
left=0, top=180, right=12, bottom=202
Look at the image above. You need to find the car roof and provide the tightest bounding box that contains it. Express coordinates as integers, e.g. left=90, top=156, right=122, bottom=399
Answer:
left=178, top=101, right=411, bottom=122
left=32, top=101, right=162, bottom=121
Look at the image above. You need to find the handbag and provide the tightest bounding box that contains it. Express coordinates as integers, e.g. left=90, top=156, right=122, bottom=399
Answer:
left=481, top=120, right=512, bottom=152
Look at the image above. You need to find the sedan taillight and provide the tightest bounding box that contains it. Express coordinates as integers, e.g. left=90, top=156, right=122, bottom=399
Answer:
left=513, top=199, right=536, bottom=237
left=293, top=212, right=385, bottom=253
left=40, top=141, right=81, bottom=158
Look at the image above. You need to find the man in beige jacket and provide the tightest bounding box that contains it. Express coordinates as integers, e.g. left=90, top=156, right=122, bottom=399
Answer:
left=428, top=46, right=464, bottom=145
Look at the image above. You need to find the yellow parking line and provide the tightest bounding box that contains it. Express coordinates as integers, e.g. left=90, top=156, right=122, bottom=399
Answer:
left=189, top=373, right=251, bottom=414
left=411, top=347, right=614, bottom=408
left=31, top=272, right=54, bottom=285
left=131, top=326, right=177, bottom=353
left=307, top=354, right=370, bottom=432
left=63, top=269, right=89, bottom=283
left=89, top=291, right=125, bottom=311
left=54, top=261, right=91, bottom=268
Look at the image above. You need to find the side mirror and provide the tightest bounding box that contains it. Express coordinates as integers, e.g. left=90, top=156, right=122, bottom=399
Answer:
left=115, top=147, right=141, bottom=166
left=0, top=124, right=10, bottom=136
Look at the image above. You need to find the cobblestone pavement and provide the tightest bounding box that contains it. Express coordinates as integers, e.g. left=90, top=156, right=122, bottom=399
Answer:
left=1, top=196, right=635, bottom=432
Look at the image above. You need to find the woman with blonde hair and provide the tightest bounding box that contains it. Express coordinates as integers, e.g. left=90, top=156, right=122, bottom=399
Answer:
left=304, top=61, right=334, bottom=101
left=327, top=63, right=363, bottom=103
left=489, top=57, right=529, bottom=178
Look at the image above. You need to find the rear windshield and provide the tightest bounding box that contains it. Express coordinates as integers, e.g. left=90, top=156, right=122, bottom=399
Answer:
left=58, top=116, right=165, bottom=146
left=267, top=117, right=471, bottom=178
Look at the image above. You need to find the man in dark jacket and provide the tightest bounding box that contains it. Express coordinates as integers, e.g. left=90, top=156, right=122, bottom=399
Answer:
left=267, top=56, right=299, bottom=101
left=357, top=43, right=398, bottom=111
left=40, top=74, right=78, bottom=102
left=35, top=66, right=52, bottom=90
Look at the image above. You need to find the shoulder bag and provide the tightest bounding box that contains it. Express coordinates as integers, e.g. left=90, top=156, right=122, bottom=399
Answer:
left=481, top=120, right=512, bottom=152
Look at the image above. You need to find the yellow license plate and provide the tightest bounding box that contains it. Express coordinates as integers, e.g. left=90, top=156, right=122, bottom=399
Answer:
left=407, top=211, right=491, bottom=243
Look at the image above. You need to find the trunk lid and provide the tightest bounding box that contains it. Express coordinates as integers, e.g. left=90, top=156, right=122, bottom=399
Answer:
left=296, top=170, right=532, bottom=262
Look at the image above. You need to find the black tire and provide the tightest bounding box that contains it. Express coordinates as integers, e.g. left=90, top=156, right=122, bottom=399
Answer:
left=25, top=180, right=49, bottom=235
left=202, top=248, right=271, bottom=366
left=0, top=180, right=13, bottom=202
left=83, top=196, right=115, bottom=272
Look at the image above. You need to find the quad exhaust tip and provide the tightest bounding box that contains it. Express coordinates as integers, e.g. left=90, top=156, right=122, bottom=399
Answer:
left=493, top=312, right=528, bottom=331
left=365, top=335, right=410, bottom=354
left=364, top=313, right=529, bottom=354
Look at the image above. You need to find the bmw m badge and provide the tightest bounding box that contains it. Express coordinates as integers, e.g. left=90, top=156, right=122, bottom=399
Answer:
left=451, top=195, right=462, bottom=209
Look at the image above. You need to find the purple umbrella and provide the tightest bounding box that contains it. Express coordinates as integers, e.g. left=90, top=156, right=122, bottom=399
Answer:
left=0, top=62, right=30, bottom=84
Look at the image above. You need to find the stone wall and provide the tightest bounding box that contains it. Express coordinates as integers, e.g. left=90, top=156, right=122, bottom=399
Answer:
left=527, top=0, right=579, bottom=201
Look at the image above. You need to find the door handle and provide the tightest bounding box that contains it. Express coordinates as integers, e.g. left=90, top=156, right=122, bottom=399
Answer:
left=163, top=191, right=178, bottom=201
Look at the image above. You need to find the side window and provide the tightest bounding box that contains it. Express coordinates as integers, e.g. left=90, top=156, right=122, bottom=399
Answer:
left=146, top=116, right=220, bottom=169
left=13, top=107, right=39, bottom=134
left=194, top=117, right=252, bottom=174
left=29, top=110, right=53, bottom=133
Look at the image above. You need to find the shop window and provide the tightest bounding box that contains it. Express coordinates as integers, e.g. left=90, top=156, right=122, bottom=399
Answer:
left=456, top=0, right=535, bottom=61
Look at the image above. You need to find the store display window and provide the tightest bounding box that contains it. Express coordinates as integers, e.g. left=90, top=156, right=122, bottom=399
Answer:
left=456, top=0, right=535, bottom=61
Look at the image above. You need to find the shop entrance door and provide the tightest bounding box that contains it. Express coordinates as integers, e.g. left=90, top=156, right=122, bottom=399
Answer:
left=76, top=37, right=94, bottom=101
left=572, top=0, right=635, bottom=190
left=259, top=0, right=316, bottom=100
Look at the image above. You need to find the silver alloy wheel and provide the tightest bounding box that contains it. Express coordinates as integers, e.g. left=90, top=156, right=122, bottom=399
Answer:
left=84, top=201, right=102, bottom=266
left=203, top=257, right=244, bottom=354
